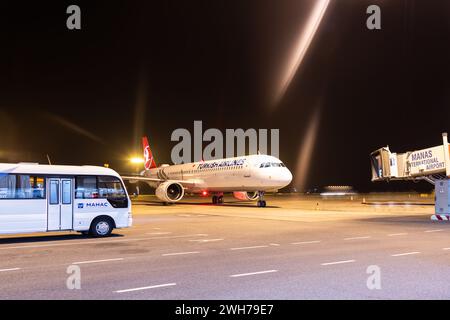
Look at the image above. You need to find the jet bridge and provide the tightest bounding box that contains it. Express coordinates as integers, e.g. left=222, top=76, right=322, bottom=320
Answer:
left=370, top=133, right=450, bottom=219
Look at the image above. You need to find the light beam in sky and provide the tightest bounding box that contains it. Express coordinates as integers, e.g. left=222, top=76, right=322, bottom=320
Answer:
left=273, top=0, right=330, bottom=107
left=46, top=113, right=104, bottom=144
left=133, top=68, right=147, bottom=154
left=293, top=107, right=321, bottom=192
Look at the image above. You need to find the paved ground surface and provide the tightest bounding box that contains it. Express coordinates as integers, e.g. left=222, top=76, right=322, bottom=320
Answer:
left=0, top=193, right=449, bottom=300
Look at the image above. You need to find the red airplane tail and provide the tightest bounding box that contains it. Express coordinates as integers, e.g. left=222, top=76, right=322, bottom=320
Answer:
left=142, top=136, right=157, bottom=170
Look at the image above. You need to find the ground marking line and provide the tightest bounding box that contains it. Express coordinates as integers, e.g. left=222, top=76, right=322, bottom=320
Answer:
left=391, top=252, right=420, bottom=257
left=0, top=234, right=208, bottom=250
left=230, top=245, right=269, bottom=251
left=291, top=240, right=321, bottom=245
left=388, top=233, right=408, bottom=236
left=0, top=268, right=21, bottom=272
left=344, top=236, right=371, bottom=241
left=230, top=270, right=278, bottom=278
left=146, top=232, right=172, bottom=235
left=115, top=283, right=177, bottom=293
left=189, top=239, right=224, bottom=243
left=72, top=258, right=124, bottom=265
left=424, top=229, right=443, bottom=233
left=162, top=251, right=200, bottom=256
left=321, top=260, right=355, bottom=266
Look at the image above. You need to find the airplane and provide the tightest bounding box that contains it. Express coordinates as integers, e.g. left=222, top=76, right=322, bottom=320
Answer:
left=122, top=137, right=293, bottom=207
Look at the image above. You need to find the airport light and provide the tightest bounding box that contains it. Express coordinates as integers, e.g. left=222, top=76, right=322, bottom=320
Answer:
left=130, top=157, right=145, bottom=164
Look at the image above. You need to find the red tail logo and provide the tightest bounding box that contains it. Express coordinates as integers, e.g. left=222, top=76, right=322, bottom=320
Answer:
left=142, top=137, right=157, bottom=170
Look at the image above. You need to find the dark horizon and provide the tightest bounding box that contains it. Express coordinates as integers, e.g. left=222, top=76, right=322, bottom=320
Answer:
left=1, top=0, right=449, bottom=192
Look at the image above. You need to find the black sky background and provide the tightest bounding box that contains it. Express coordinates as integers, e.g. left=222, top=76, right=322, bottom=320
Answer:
left=1, top=0, right=449, bottom=192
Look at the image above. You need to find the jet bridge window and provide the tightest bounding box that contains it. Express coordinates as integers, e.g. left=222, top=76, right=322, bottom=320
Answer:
left=370, top=148, right=393, bottom=181
left=371, top=153, right=383, bottom=178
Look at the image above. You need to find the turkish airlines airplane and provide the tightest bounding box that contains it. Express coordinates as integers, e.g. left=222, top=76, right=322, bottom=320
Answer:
left=123, top=137, right=293, bottom=207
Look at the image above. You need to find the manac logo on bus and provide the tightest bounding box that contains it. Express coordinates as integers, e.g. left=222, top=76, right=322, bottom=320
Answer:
left=78, top=202, right=109, bottom=209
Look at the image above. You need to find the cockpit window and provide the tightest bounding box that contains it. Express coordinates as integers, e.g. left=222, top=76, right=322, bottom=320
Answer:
left=259, top=162, right=285, bottom=168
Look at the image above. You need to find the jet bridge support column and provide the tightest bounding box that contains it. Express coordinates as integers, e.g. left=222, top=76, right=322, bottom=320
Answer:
left=432, top=179, right=450, bottom=220
left=431, top=133, right=450, bottom=220
left=443, top=133, right=450, bottom=177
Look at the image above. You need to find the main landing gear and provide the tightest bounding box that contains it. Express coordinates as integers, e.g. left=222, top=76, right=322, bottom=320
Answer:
left=256, top=191, right=266, bottom=207
left=212, top=193, right=224, bottom=205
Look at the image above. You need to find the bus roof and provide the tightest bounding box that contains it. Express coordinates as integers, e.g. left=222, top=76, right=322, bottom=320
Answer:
left=0, top=163, right=121, bottom=177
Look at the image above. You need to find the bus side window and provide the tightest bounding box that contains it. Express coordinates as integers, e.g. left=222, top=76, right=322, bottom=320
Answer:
left=0, top=174, right=16, bottom=199
left=98, top=176, right=126, bottom=199
left=62, top=180, right=72, bottom=204
left=75, top=176, right=98, bottom=199
left=49, top=180, right=59, bottom=204
left=0, top=174, right=45, bottom=199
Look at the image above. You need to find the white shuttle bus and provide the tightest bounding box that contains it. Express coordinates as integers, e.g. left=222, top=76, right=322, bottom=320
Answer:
left=0, top=163, right=132, bottom=237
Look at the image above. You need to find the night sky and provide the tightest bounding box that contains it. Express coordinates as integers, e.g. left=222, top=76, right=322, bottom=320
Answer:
left=1, top=0, right=449, bottom=192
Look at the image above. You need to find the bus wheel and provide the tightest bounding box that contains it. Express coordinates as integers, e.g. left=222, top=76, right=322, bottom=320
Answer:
left=90, top=217, right=114, bottom=237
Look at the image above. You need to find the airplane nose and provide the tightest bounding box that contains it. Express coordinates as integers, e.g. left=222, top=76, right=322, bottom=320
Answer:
left=283, top=169, right=293, bottom=185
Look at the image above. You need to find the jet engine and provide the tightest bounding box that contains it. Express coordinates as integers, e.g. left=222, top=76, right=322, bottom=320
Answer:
left=155, top=181, right=185, bottom=202
left=232, top=191, right=259, bottom=201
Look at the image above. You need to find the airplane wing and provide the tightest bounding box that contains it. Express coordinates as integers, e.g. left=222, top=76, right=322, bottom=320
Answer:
left=121, top=176, right=197, bottom=188
left=121, top=176, right=162, bottom=183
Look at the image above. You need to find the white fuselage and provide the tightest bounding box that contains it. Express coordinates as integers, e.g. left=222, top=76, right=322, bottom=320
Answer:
left=142, top=154, right=293, bottom=193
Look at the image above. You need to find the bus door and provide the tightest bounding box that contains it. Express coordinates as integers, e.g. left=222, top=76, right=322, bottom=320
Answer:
left=47, top=178, right=74, bottom=231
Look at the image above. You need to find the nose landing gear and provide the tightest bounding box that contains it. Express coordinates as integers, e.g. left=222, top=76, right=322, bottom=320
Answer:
left=256, top=191, right=266, bottom=207
left=212, top=193, right=224, bottom=204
